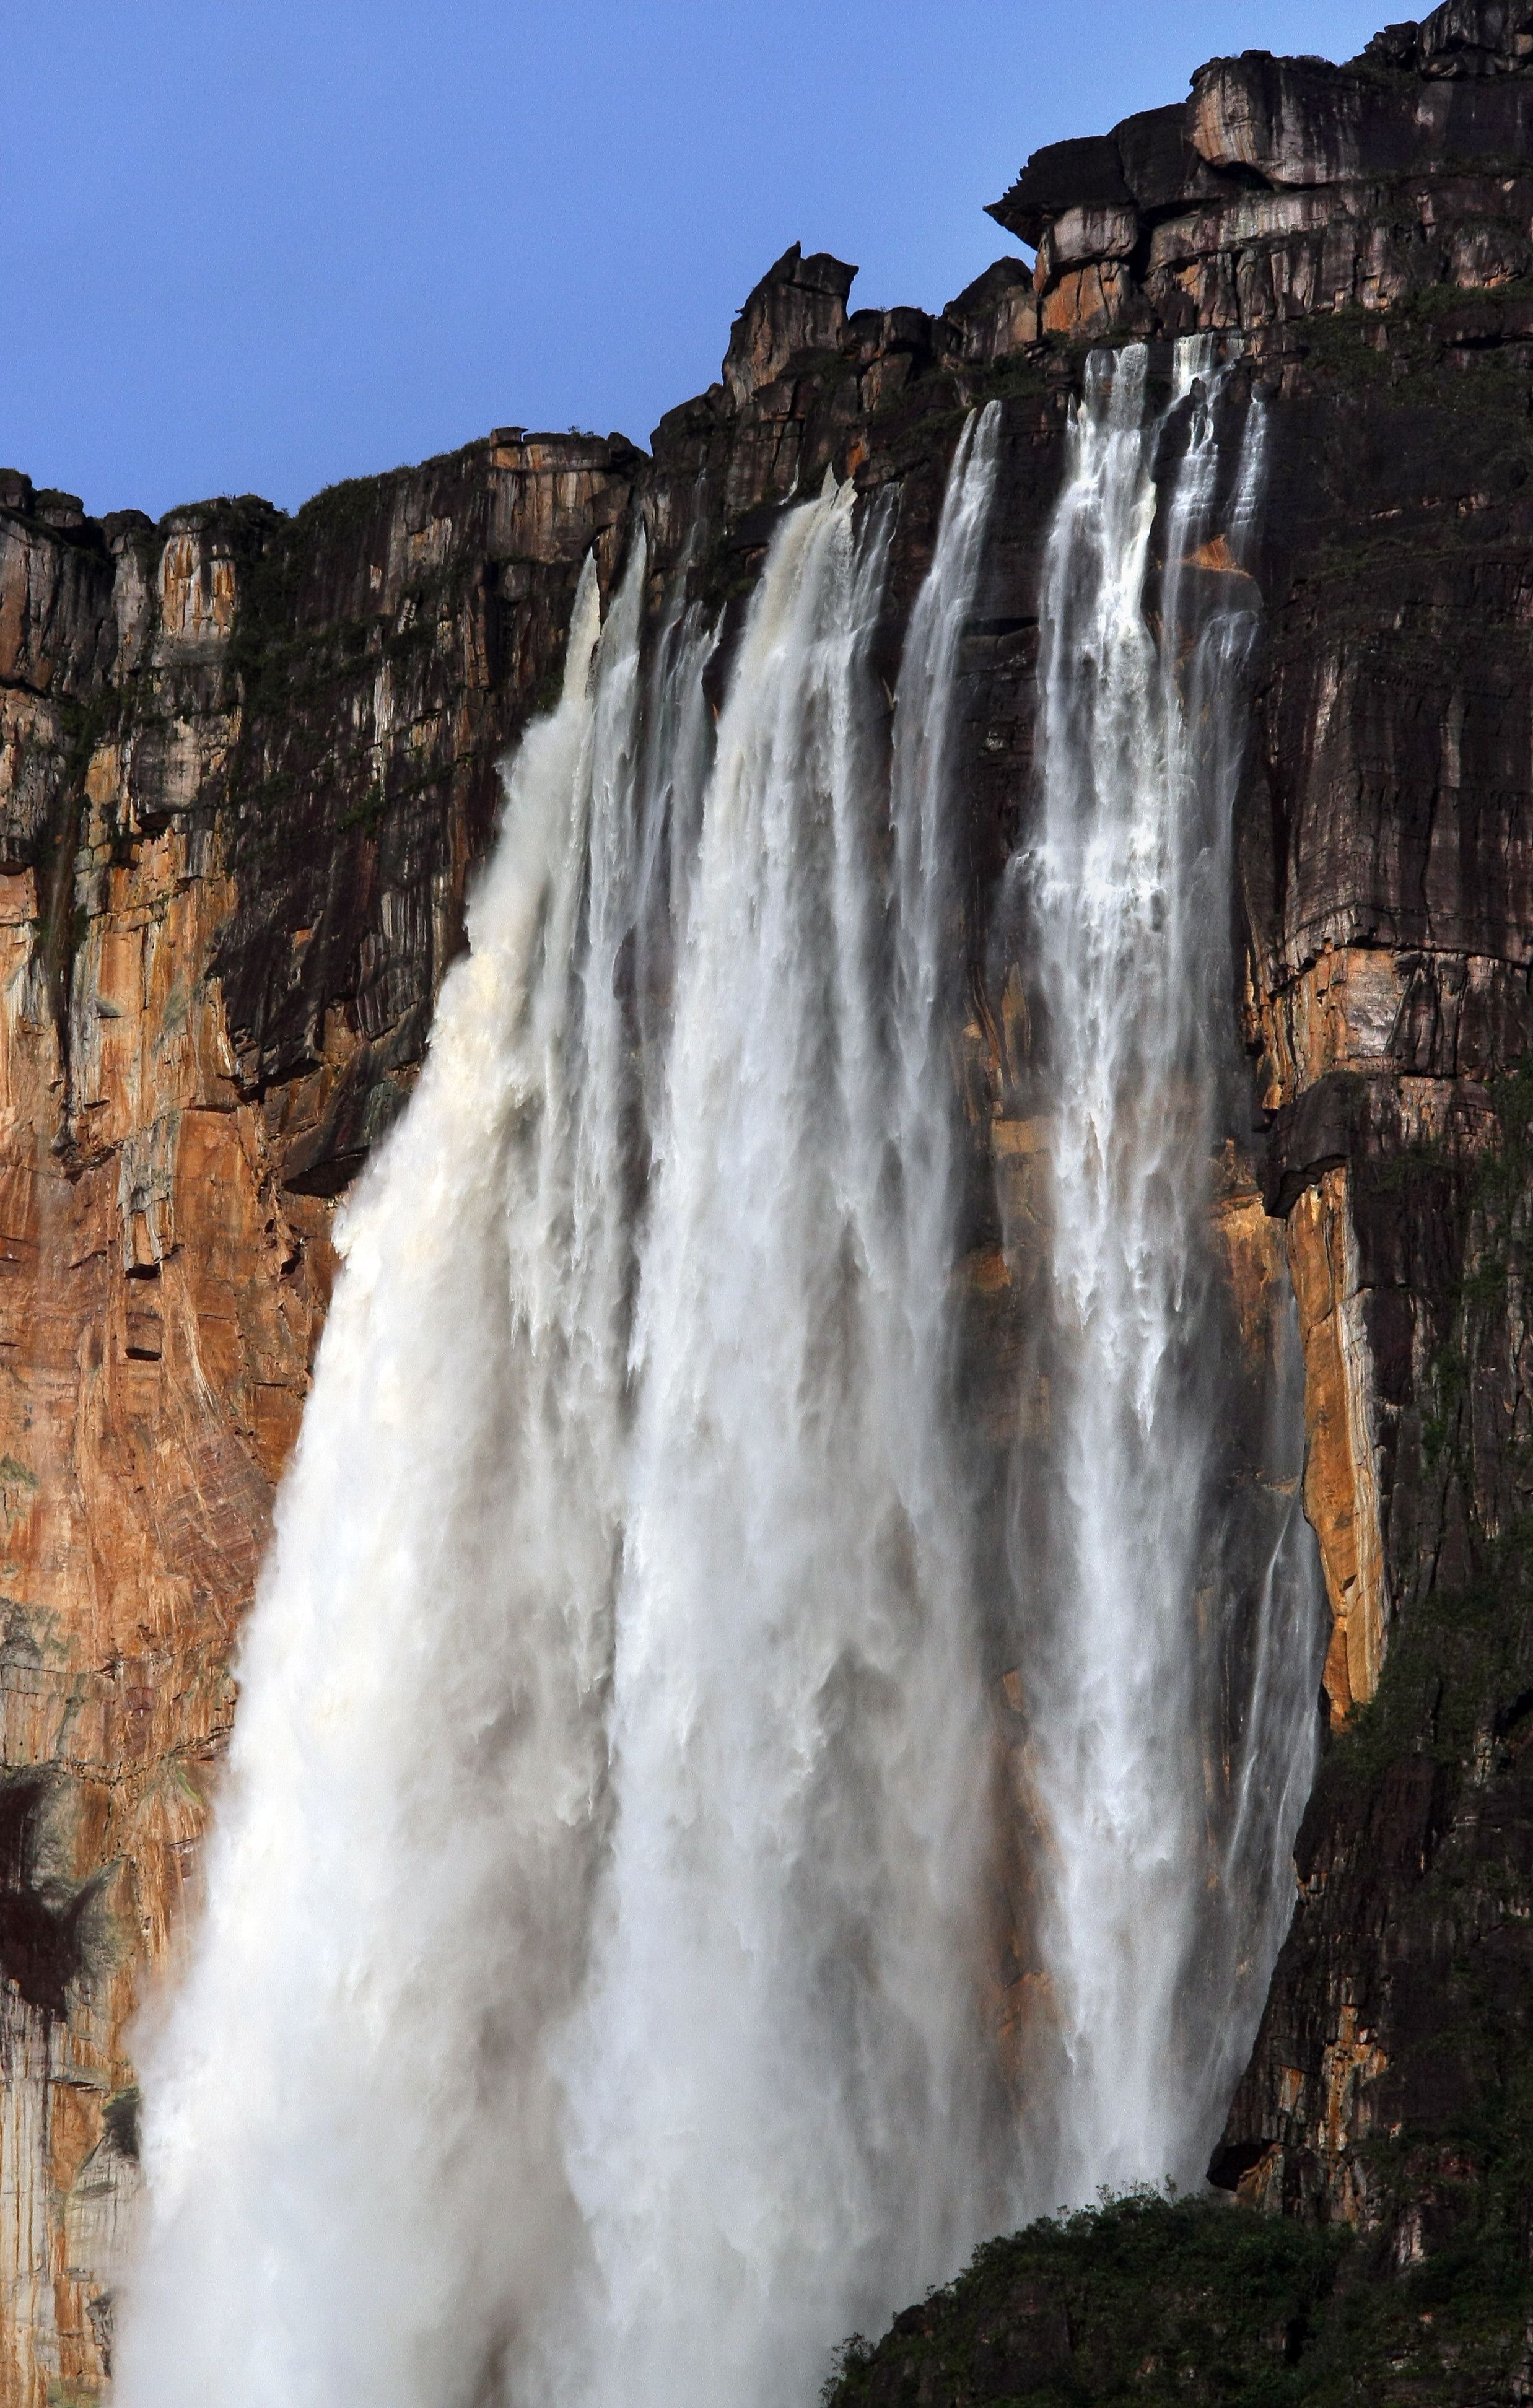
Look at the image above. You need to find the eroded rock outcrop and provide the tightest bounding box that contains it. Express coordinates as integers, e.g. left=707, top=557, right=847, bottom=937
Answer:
left=992, top=0, right=1533, bottom=345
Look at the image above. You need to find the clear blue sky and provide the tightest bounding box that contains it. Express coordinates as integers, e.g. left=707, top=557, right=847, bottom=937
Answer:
left=3, top=1, right=1387, bottom=520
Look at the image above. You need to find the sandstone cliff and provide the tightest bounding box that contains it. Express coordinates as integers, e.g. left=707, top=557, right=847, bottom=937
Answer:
left=0, top=437, right=634, bottom=2396
left=7, top=0, right=1533, bottom=2394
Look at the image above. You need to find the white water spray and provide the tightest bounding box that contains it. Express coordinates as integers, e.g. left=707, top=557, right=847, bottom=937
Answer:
left=543, top=414, right=1008, bottom=2408
left=1017, top=342, right=1322, bottom=2207
left=115, top=410, right=1007, bottom=2408
left=114, top=554, right=635, bottom=2408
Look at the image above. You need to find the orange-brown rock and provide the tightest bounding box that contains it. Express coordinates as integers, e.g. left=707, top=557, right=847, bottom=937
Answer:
left=1284, top=1169, right=1386, bottom=1721
left=0, top=439, right=642, bottom=2400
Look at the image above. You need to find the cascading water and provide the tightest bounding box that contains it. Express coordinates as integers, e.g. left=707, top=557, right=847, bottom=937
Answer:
left=1015, top=341, right=1324, bottom=2209
left=114, top=408, right=1008, bottom=2408
left=113, top=554, right=644, bottom=2408
left=544, top=416, right=1010, bottom=2408
left=116, top=341, right=1324, bottom=2401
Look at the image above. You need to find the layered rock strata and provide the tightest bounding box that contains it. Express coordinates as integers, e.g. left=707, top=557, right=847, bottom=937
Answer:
left=990, top=0, right=1533, bottom=346
left=6, top=0, right=1533, bottom=2389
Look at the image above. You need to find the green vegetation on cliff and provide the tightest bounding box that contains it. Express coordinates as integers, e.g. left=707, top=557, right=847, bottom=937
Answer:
left=823, top=2189, right=1533, bottom=2405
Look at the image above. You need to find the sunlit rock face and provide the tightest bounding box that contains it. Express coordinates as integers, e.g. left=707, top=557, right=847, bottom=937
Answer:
left=992, top=0, right=1533, bottom=343
left=0, top=452, right=635, bottom=2399
left=7, top=3, right=1533, bottom=2387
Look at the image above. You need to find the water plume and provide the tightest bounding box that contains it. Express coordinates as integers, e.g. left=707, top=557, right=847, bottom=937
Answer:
left=1015, top=341, right=1324, bottom=2209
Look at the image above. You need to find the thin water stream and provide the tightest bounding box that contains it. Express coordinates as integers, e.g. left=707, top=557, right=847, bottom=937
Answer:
left=1017, top=341, right=1322, bottom=2209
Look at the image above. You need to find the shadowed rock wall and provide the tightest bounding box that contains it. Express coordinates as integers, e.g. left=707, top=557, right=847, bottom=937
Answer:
left=824, top=6, right=1533, bottom=2393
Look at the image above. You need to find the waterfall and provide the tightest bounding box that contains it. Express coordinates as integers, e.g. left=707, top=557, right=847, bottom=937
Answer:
left=113, top=408, right=1006, bottom=2408
left=113, top=555, right=641, bottom=2408
left=543, top=415, right=1007, bottom=2408
left=114, top=347, right=1324, bottom=2401
left=1015, top=342, right=1324, bottom=2208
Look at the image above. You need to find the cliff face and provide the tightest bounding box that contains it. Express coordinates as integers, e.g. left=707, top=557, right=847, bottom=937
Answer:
left=0, top=438, right=634, bottom=2396
left=992, top=0, right=1533, bottom=2278
left=7, top=0, right=1533, bottom=2392
left=1210, top=303, right=1533, bottom=2269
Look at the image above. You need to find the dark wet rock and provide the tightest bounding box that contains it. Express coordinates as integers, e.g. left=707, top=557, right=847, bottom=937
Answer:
left=721, top=242, right=858, bottom=406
